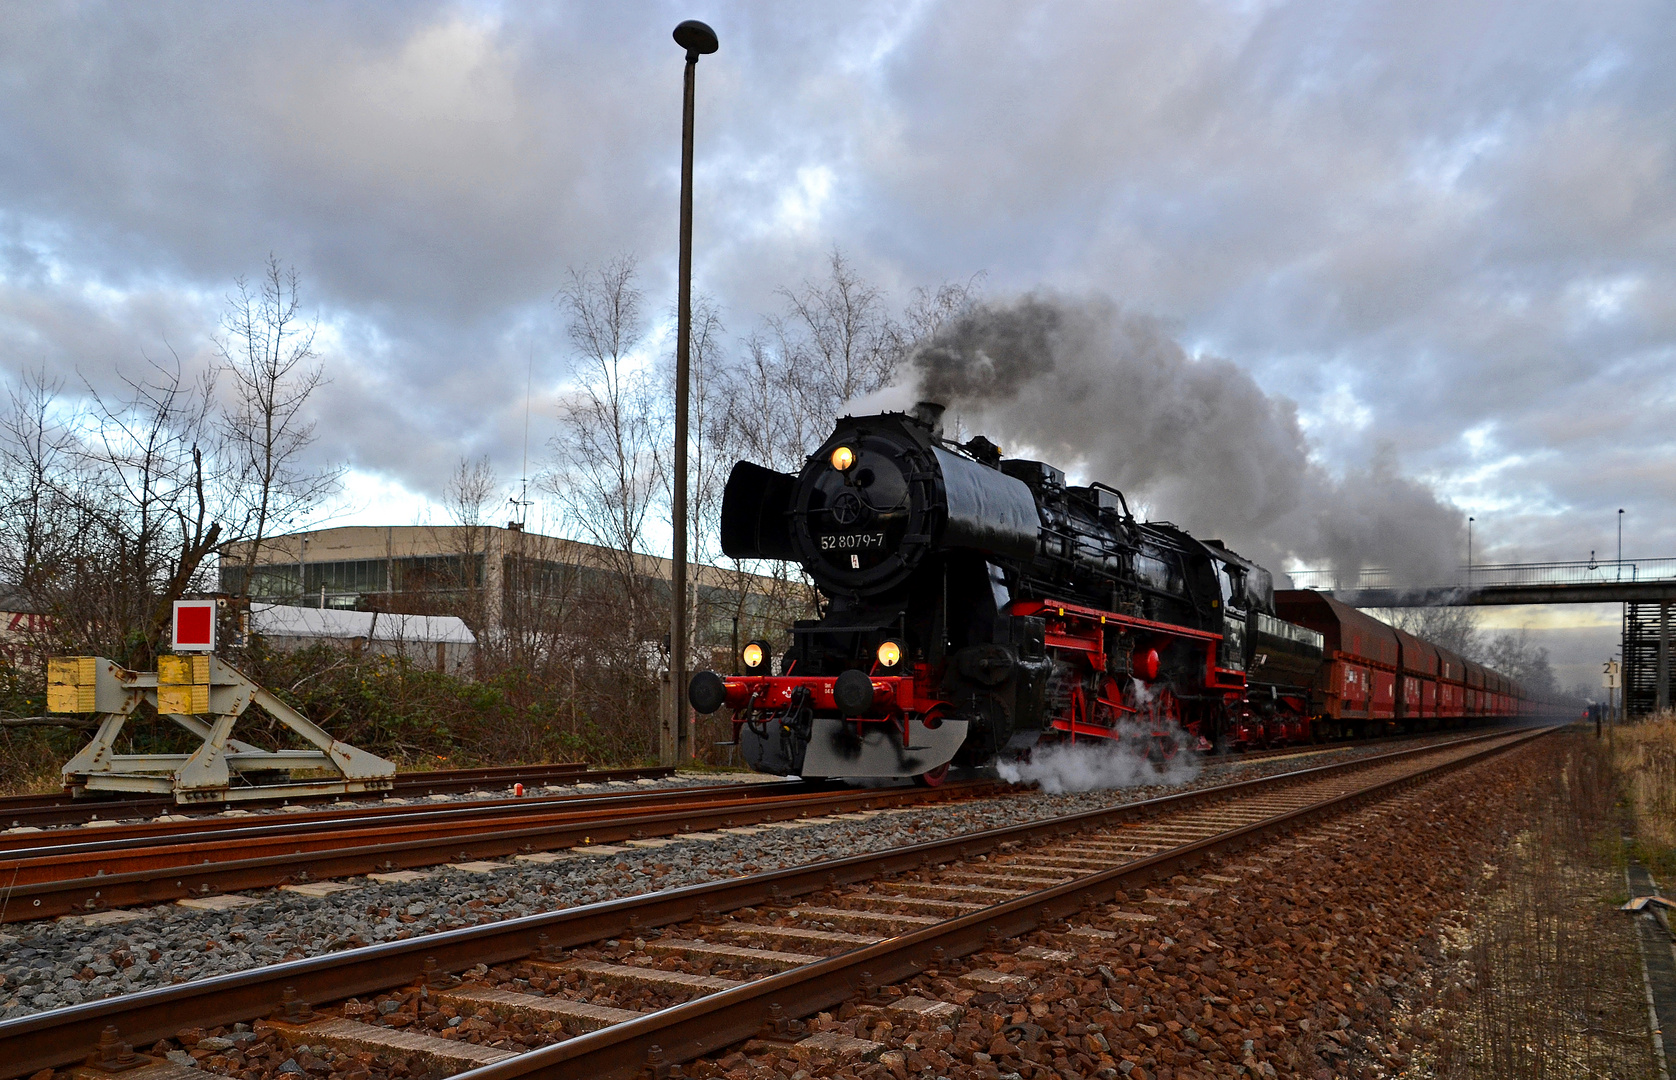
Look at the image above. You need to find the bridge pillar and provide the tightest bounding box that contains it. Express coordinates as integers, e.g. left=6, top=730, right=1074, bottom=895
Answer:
left=1659, top=602, right=1670, bottom=714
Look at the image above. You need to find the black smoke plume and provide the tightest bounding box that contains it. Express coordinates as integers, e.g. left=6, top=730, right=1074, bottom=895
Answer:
left=904, top=296, right=1464, bottom=584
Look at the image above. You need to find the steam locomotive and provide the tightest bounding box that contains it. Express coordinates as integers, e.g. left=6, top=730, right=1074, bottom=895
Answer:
left=688, top=405, right=1533, bottom=784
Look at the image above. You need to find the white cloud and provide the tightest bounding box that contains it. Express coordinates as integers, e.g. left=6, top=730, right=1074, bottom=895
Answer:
left=771, top=165, right=836, bottom=237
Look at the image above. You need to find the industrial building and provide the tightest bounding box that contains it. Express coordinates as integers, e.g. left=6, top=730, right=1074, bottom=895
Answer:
left=219, top=524, right=797, bottom=660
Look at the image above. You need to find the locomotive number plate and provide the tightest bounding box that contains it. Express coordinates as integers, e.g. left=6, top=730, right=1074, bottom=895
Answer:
left=820, top=532, right=887, bottom=551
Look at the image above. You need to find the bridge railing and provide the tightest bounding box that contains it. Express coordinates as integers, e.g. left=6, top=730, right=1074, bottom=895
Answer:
left=1288, top=558, right=1676, bottom=593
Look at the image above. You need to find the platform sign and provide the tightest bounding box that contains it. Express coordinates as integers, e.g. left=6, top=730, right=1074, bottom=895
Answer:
left=1603, top=659, right=1620, bottom=689
left=172, top=599, right=216, bottom=653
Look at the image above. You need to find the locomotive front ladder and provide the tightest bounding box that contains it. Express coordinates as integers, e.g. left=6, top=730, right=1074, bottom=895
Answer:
left=48, top=655, right=396, bottom=803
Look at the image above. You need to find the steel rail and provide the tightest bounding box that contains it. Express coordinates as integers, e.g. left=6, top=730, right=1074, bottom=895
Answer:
left=458, top=726, right=1552, bottom=1080
left=0, top=723, right=1505, bottom=834
left=1203, top=722, right=1496, bottom=766
left=0, top=762, right=596, bottom=816
left=11, top=730, right=1476, bottom=862
left=0, top=764, right=677, bottom=829
left=0, top=724, right=1513, bottom=830
left=0, top=726, right=1550, bottom=1077
left=0, top=780, right=988, bottom=875
left=0, top=780, right=1004, bottom=922
left=0, top=778, right=825, bottom=857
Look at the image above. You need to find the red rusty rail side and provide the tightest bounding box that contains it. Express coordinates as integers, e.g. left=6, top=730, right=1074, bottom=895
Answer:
left=0, top=781, right=1004, bottom=921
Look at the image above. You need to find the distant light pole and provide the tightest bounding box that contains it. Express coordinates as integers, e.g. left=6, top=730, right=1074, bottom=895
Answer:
left=669, top=19, right=718, bottom=765
left=1467, top=517, right=1474, bottom=586
left=1618, top=508, right=1625, bottom=582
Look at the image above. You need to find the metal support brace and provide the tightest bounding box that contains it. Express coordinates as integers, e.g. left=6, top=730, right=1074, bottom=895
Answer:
left=52, top=655, right=395, bottom=803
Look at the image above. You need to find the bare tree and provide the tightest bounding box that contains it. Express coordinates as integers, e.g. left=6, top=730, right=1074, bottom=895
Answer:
left=1484, top=629, right=1558, bottom=694
left=0, top=369, right=73, bottom=592
left=683, top=296, right=727, bottom=572
left=772, top=249, right=908, bottom=420
left=42, top=354, right=225, bottom=665
left=902, top=273, right=986, bottom=344
left=681, top=297, right=739, bottom=659
left=678, top=297, right=810, bottom=675
left=440, top=454, right=499, bottom=637
left=1372, top=604, right=1484, bottom=660
left=547, top=256, right=666, bottom=634
left=445, top=455, right=498, bottom=530
left=1374, top=607, right=1558, bottom=693
left=218, top=256, right=339, bottom=599
left=538, top=257, right=673, bottom=756
left=497, top=529, right=580, bottom=676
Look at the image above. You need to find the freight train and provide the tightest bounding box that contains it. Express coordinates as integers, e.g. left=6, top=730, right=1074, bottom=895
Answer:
left=688, top=405, right=1549, bottom=784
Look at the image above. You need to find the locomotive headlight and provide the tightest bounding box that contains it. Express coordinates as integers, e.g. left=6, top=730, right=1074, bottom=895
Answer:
left=876, top=640, right=902, bottom=668
left=830, top=445, right=855, bottom=471
left=742, top=639, right=772, bottom=672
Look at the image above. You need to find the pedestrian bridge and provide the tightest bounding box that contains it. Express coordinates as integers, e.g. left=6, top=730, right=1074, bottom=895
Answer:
left=1288, top=558, right=1676, bottom=607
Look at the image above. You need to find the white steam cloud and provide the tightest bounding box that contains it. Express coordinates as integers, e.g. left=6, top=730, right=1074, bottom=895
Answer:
left=905, top=296, right=1467, bottom=584
left=994, top=731, right=1202, bottom=794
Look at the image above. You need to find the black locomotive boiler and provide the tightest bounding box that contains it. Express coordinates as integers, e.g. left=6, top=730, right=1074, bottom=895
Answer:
left=687, top=404, right=1328, bottom=784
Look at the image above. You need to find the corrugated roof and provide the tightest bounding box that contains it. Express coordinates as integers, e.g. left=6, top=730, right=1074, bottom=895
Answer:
left=0, top=590, right=42, bottom=614
left=250, top=603, right=476, bottom=645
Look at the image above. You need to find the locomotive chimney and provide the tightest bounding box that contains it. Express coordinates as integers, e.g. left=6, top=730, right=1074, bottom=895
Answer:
left=911, top=400, right=946, bottom=437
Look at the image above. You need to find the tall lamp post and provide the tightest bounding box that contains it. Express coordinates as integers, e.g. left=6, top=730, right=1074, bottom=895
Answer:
left=1467, top=516, right=1474, bottom=586
left=1618, top=508, right=1625, bottom=581
left=669, top=19, right=718, bottom=764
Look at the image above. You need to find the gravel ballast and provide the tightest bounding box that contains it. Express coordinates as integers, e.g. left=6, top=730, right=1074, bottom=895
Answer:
left=681, top=734, right=1568, bottom=1080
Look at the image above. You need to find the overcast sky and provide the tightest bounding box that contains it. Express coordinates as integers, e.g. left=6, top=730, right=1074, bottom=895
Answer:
left=2, top=1, right=1669, bottom=689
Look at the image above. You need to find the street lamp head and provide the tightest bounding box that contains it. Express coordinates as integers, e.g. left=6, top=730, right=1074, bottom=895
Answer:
left=674, top=20, right=719, bottom=60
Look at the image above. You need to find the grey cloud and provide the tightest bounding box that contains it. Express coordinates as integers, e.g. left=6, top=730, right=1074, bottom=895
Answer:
left=0, top=0, right=1670, bottom=601
left=910, top=295, right=1465, bottom=583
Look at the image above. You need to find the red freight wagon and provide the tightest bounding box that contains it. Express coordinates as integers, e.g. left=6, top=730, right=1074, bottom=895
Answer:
left=1274, top=591, right=1400, bottom=732
left=1434, top=647, right=1466, bottom=719
left=1392, top=626, right=1439, bottom=724
left=1464, top=660, right=1487, bottom=716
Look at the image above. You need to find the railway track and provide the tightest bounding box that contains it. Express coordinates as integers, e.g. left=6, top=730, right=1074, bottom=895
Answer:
left=0, top=725, right=1550, bottom=1080
left=0, top=723, right=1504, bottom=832
left=0, top=764, right=678, bottom=830
left=0, top=778, right=1003, bottom=923
left=1201, top=719, right=1517, bottom=767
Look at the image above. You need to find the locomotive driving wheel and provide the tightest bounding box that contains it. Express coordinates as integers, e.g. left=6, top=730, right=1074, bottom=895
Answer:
left=913, top=762, right=950, bottom=787
left=912, top=709, right=952, bottom=787
left=1069, top=678, right=1089, bottom=732
left=1136, top=686, right=1183, bottom=761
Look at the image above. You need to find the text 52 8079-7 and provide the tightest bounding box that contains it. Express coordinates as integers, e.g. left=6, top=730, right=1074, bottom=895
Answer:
left=820, top=532, right=887, bottom=551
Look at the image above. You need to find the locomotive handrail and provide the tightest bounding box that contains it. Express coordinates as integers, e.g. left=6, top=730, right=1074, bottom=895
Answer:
left=1010, top=597, right=1224, bottom=642
left=1087, top=480, right=1135, bottom=520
